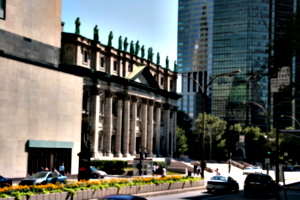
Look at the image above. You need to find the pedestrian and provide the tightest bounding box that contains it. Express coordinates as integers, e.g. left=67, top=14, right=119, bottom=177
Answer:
left=40, top=167, right=44, bottom=171
left=197, top=165, right=201, bottom=176
left=51, top=167, right=59, bottom=184
left=162, top=166, right=166, bottom=177
left=193, top=165, right=197, bottom=176
left=59, top=163, right=65, bottom=175
left=45, top=167, right=49, bottom=171
left=215, top=168, right=220, bottom=175
left=152, top=163, right=157, bottom=177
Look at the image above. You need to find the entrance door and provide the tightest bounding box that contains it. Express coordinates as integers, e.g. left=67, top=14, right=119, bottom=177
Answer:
left=27, top=148, right=71, bottom=176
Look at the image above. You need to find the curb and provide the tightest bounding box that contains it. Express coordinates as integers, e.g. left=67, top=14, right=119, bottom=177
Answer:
left=133, top=186, right=206, bottom=198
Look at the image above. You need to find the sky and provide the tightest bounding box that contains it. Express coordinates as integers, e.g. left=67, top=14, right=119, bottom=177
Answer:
left=62, top=0, right=178, bottom=71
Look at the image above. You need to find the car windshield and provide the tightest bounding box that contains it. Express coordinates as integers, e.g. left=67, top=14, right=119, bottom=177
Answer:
left=30, top=172, right=48, bottom=178
left=211, top=176, right=226, bottom=181
left=253, top=167, right=260, bottom=169
left=90, top=166, right=99, bottom=171
left=244, top=167, right=252, bottom=170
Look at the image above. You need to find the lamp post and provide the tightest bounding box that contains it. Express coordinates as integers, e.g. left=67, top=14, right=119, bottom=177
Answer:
left=281, top=115, right=300, bottom=128
left=182, top=70, right=241, bottom=178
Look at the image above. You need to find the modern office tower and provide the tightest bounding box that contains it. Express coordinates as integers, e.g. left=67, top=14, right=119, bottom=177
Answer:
left=177, top=0, right=298, bottom=131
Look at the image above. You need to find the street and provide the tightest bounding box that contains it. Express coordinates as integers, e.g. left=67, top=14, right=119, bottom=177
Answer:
left=147, top=188, right=300, bottom=200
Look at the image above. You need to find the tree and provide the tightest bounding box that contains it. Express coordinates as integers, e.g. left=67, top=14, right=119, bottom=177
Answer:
left=226, top=123, right=243, bottom=158
left=176, top=126, right=188, bottom=156
left=193, top=113, right=227, bottom=160
left=176, top=110, right=194, bottom=158
left=243, top=126, right=267, bottom=162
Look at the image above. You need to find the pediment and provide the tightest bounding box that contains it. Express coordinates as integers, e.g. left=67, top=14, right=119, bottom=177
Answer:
left=126, top=66, right=159, bottom=89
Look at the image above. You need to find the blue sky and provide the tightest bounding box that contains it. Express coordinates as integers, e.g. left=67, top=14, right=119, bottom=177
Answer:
left=62, top=0, right=178, bottom=71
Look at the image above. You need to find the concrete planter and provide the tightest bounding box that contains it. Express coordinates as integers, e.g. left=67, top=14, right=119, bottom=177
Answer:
left=1, top=180, right=204, bottom=200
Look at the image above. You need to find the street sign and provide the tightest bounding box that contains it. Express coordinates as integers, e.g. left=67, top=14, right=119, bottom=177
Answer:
left=271, top=66, right=290, bottom=93
left=265, top=158, right=270, bottom=164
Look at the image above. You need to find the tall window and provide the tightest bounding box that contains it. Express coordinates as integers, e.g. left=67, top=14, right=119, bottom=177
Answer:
left=0, top=0, right=5, bottom=19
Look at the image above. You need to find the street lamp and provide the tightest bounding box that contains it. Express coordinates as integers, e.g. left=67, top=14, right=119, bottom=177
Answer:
left=281, top=115, right=300, bottom=128
left=182, top=70, right=241, bottom=178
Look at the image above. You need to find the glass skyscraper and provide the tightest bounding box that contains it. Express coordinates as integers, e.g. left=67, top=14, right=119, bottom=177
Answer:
left=178, top=0, right=299, bottom=130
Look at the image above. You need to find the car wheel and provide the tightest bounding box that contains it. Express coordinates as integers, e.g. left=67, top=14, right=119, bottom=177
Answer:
left=207, top=189, right=212, bottom=193
left=234, top=185, right=239, bottom=193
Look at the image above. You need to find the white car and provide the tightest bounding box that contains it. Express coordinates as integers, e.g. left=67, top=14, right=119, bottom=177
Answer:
left=242, top=166, right=263, bottom=175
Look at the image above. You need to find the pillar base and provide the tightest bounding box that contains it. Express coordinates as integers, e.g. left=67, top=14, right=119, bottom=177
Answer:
left=122, top=153, right=131, bottom=158
left=114, top=152, right=123, bottom=158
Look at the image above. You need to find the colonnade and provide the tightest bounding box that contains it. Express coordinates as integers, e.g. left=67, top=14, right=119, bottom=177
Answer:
left=87, top=89, right=177, bottom=158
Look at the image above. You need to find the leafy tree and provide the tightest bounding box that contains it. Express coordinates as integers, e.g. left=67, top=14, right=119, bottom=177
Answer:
left=226, top=123, right=243, bottom=157
left=243, top=126, right=267, bottom=162
left=176, top=126, right=188, bottom=156
left=193, top=113, right=227, bottom=160
left=176, top=110, right=194, bottom=158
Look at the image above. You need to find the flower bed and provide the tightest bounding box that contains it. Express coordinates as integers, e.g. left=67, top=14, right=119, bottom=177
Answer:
left=0, top=176, right=203, bottom=200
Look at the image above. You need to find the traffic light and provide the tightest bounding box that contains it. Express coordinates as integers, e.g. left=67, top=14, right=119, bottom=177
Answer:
left=266, top=146, right=272, bottom=156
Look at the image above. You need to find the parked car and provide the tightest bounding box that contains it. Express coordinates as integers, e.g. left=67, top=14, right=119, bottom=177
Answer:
left=90, top=166, right=107, bottom=179
left=19, top=171, right=67, bottom=185
left=282, top=166, right=294, bottom=171
left=97, top=195, right=147, bottom=200
left=242, top=166, right=263, bottom=175
left=244, top=173, right=279, bottom=198
left=0, top=175, right=12, bottom=187
left=206, top=175, right=239, bottom=193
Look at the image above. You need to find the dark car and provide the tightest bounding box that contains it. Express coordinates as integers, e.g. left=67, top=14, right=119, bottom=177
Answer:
left=19, top=171, right=67, bottom=185
left=244, top=173, right=279, bottom=198
left=282, top=166, right=294, bottom=171
left=206, top=175, right=239, bottom=193
left=0, top=175, right=12, bottom=187
left=97, top=194, right=147, bottom=200
left=90, top=166, right=107, bottom=179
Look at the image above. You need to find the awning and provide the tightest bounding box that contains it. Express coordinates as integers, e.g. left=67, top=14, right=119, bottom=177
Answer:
left=27, top=140, right=74, bottom=148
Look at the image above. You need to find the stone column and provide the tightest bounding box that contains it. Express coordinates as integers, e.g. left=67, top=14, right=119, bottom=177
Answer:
left=103, top=90, right=113, bottom=157
left=130, top=96, right=138, bottom=155
left=163, top=103, right=171, bottom=157
left=89, top=85, right=100, bottom=157
left=147, top=100, right=154, bottom=157
left=114, top=92, right=124, bottom=157
left=172, top=106, right=178, bottom=157
left=123, top=93, right=131, bottom=157
left=141, top=98, right=148, bottom=151
left=155, top=102, right=161, bottom=157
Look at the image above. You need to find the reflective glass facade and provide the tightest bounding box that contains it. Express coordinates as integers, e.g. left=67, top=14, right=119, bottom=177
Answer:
left=178, top=0, right=299, bottom=130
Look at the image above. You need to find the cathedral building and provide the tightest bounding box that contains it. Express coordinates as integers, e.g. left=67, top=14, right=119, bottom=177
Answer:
left=60, top=30, right=180, bottom=159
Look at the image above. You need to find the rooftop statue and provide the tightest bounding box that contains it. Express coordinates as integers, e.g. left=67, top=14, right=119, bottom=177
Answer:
left=93, top=25, right=99, bottom=41
left=147, top=47, right=154, bottom=62
left=135, top=40, right=140, bottom=56
left=75, top=17, right=80, bottom=34
left=174, top=61, right=178, bottom=72
left=130, top=41, right=135, bottom=54
left=157, top=53, right=160, bottom=65
left=123, top=37, right=129, bottom=52
left=108, top=31, right=113, bottom=47
left=166, top=56, right=169, bottom=69
left=118, top=36, right=122, bottom=50
left=141, top=45, right=145, bottom=58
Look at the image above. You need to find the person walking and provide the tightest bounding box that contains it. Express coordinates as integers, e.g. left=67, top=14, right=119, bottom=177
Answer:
left=197, top=165, right=201, bottom=176
left=52, top=167, right=59, bottom=184
left=215, top=168, right=220, bottom=175
left=162, top=166, right=166, bottom=177
left=59, top=163, right=65, bottom=175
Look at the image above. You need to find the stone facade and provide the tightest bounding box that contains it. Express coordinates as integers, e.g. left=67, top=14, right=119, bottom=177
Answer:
left=0, top=0, right=81, bottom=178
left=61, top=33, right=180, bottom=158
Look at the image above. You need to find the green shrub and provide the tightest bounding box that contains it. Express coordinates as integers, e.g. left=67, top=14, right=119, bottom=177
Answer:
left=91, top=160, right=127, bottom=174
